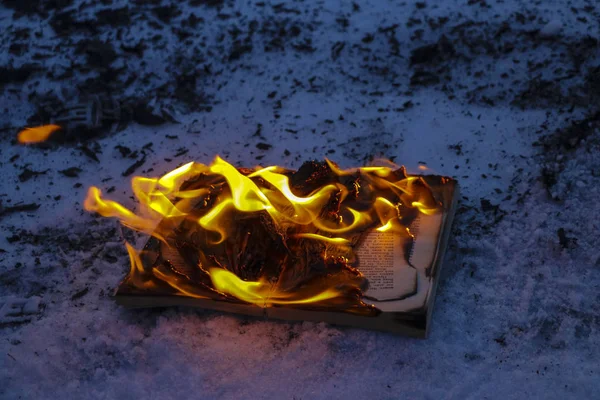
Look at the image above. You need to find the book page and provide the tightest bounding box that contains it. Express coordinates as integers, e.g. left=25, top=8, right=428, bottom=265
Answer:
left=355, top=231, right=417, bottom=301
left=356, top=210, right=444, bottom=311
left=409, top=212, right=443, bottom=274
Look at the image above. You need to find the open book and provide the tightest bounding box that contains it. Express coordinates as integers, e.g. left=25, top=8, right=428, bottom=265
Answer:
left=115, top=176, right=458, bottom=338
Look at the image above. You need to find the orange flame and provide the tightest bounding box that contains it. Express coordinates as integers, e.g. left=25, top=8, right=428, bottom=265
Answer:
left=17, top=124, right=61, bottom=144
left=84, top=156, right=441, bottom=308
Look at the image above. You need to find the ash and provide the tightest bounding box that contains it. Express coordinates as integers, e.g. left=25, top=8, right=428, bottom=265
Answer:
left=0, top=0, right=599, bottom=399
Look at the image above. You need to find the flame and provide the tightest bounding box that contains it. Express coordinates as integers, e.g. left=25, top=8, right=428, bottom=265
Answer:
left=210, top=268, right=341, bottom=306
left=125, top=242, right=145, bottom=276
left=291, top=233, right=350, bottom=245
left=17, top=124, right=62, bottom=144
left=85, top=156, right=441, bottom=308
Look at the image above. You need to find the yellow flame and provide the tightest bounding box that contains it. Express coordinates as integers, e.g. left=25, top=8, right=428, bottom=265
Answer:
left=313, top=208, right=371, bottom=233
left=125, top=242, right=145, bottom=275
left=411, top=201, right=438, bottom=215
left=376, top=220, right=394, bottom=232
left=209, top=268, right=272, bottom=305
left=84, top=156, right=442, bottom=307
left=17, top=124, right=61, bottom=144
left=197, top=198, right=233, bottom=243
left=292, top=233, right=350, bottom=245
left=209, top=268, right=341, bottom=306
left=84, top=157, right=439, bottom=238
left=249, top=167, right=339, bottom=224
left=84, top=187, right=163, bottom=238
left=211, top=156, right=271, bottom=213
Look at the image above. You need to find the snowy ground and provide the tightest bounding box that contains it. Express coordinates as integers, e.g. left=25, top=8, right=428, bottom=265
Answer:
left=1, top=0, right=599, bottom=398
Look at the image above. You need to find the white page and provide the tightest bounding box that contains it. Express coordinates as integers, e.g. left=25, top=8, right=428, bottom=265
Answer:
left=356, top=211, right=444, bottom=312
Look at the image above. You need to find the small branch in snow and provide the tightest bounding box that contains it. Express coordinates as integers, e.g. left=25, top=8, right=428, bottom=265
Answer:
left=122, top=155, right=147, bottom=177
left=0, top=202, right=40, bottom=218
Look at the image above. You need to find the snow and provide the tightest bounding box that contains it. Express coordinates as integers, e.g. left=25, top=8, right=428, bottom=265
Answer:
left=540, top=19, right=563, bottom=38
left=1, top=0, right=599, bottom=399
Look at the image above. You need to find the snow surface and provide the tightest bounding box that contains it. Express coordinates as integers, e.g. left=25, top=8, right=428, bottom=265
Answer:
left=1, top=0, right=599, bottom=399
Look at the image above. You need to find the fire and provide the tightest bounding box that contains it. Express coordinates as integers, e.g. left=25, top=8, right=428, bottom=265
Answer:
left=17, top=124, right=62, bottom=144
left=84, top=156, right=441, bottom=310
left=209, top=268, right=342, bottom=306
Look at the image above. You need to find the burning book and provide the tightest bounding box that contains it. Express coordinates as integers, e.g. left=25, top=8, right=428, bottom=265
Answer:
left=84, top=157, right=458, bottom=337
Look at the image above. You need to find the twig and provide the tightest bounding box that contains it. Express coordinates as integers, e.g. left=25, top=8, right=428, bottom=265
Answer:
left=0, top=203, right=40, bottom=218
left=122, top=155, right=146, bottom=177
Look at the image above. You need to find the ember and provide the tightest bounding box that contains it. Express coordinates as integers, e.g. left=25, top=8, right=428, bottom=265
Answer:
left=17, top=124, right=62, bottom=144
left=84, top=156, right=458, bottom=336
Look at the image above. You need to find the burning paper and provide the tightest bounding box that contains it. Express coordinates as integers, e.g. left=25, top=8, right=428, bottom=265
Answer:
left=84, top=156, right=458, bottom=336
